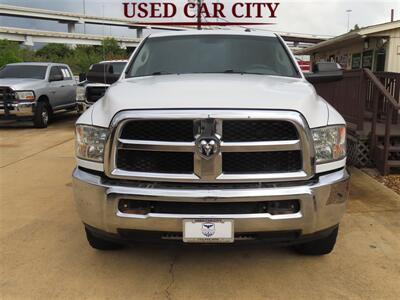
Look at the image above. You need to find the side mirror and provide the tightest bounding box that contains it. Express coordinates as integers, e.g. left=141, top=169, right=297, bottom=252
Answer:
left=79, top=72, right=87, bottom=82
left=49, top=74, right=63, bottom=82
left=305, top=62, right=343, bottom=84
left=86, top=63, right=120, bottom=84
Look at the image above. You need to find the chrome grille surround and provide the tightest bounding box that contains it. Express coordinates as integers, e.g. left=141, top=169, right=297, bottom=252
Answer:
left=104, top=110, right=315, bottom=183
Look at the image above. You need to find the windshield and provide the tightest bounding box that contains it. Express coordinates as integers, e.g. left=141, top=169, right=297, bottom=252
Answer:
left=0, top=65, right=47, bottom=79
left=127, top=35, right=299, bottom=78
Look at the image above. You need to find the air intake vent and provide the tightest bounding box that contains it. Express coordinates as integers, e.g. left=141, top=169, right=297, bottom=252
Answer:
left=120, top=120, right=194, bottom=142
left=223, top=120, right=298, bottom=142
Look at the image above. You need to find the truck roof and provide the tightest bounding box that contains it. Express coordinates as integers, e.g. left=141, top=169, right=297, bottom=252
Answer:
left=149, top=29, right=277, bottom=39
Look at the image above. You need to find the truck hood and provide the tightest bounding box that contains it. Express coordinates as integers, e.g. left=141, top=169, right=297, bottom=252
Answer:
left=0, top=78, right=45, bottom=90
left=91, top=74, right=329, bottom=128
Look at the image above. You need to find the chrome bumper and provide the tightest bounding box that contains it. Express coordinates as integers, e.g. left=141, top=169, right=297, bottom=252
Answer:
left=0, top=101, right=35, bottom=117
left=72, top=168, right=350, bottom=236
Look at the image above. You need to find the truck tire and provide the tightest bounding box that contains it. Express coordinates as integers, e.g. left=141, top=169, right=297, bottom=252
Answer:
left=33, top=102, right=49, bottom=128
left=85, top=228, right=124, bottom=250
left=294, top=227, right=338, bottom=255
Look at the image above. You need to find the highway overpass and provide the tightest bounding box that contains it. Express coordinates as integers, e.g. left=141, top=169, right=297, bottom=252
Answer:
left=0, top=26, right=141, bottom=48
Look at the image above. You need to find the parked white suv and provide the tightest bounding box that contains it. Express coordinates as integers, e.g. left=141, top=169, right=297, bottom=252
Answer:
left=73, top=31, right=349, bottom=255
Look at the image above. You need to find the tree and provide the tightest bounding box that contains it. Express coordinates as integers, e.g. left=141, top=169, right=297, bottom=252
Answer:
left=101, top=38, right=127, bottom=60
left=36, top=44, right=72, bottom=61
left=0, top=38, right=128, bottom=73
left=64, top=45, right=103, bottom=74
left=0, top=40, right=36, bottom=67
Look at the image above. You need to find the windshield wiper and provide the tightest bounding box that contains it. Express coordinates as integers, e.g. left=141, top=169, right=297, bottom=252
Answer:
left=212, top=70, right=263, bottom=75
left=151, top=71, right=173, bottom=76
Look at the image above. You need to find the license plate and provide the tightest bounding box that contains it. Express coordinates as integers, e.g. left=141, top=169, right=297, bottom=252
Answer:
left=183, top=219, right=234, bottom=243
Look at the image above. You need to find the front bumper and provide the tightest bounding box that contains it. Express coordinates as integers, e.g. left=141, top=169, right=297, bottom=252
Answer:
left=0, top=101, right=35, bottom=118
left=77, top=101, right=91, bottom=112
left=73, top=167, right=350, bottom=240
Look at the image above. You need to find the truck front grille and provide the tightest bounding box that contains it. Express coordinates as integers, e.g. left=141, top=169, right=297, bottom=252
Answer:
left=222, top=120, right=298, bottom=142
left=118, top=199, right=300, bottom=215
left=117, top=150, right=193, bottom=174
left=223, top=151, right=302, bottom=174
left=108, top=110, right=313, bottom=183
left=86, top=86, right=107, bottom=103
left=0, top=86, right=14, bottom=102
left=120, top=120, right=194, bottom=141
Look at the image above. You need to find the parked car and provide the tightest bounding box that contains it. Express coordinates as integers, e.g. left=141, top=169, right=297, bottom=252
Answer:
left=73, top=31, right=349, bottom=255
left=76, top=60, right=128, bottom=112
left=0, top=62, right=77, bottom=128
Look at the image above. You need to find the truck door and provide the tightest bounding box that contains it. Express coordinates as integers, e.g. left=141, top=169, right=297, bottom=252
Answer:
left=59, top=66, right=77, bottom=107
left=48, top=66, right=65, bottom=109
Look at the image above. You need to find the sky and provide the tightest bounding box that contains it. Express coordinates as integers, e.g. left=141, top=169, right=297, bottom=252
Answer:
left=0, top=0, right=399, bottom=37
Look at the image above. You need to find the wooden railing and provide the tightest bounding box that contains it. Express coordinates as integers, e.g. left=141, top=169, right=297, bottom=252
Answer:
left=365, top=69, right=400, bottom=174
left=313, top=70, right=366, bottom=131
left=313, top=69, right=400, bottom=174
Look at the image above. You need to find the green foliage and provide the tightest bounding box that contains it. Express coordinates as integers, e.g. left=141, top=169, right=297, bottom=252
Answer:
left=0, top=38, right=129, bottom=74
left=0, top=40, right=29, bottom=67
left=36, top=44, right=72, bottom=61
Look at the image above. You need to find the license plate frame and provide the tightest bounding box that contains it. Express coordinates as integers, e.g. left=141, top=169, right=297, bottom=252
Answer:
left=183, top=219, right=234, bottom=243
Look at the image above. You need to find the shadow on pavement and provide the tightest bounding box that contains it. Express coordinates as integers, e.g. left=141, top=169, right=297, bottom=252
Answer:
left=0, top=111, right=79, bottom=130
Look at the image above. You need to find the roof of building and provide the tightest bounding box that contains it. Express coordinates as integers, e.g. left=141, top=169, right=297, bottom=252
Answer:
left=296, top=20, right=400, bottom=55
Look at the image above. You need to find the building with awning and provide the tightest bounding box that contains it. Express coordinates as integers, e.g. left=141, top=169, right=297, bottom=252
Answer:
left=296, top=20, right=400, bottom=72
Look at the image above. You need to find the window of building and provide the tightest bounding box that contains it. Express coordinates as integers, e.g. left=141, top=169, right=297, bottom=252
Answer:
left=351, top=53, right=361, bottom=69
left=362, top=50, right=373, bottom=69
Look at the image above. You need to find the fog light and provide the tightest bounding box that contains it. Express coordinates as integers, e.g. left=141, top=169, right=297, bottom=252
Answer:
left=268, top=200, right=300, bottom=215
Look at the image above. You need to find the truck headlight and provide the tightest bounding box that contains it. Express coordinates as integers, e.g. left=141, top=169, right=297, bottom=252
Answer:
left=15, top=91, right=35, bottom=101
left=75, top=125, right=109, bottom=162
left=312, top=125, right=346, bottom=164
left=76, top=86, right=86, bottom=101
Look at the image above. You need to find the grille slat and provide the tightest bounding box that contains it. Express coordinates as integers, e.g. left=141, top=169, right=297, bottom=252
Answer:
left=120, top=120, right=194, bottom=142
left=223, top=151, right=302, bottom=174
left=117, top=150, right=193, bottom=174
left=0, top=86, right=14, bottom=101
left=119, top=199, right=300, bottom=215
left=223, top=120, right=298, bottom=142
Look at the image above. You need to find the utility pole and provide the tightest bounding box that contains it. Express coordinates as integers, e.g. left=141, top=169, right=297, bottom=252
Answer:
left=83, top=0, right=87, bottom=34
left=346, top=9, right=352, bottom=32
left=197, top=0, right=202, bottom=30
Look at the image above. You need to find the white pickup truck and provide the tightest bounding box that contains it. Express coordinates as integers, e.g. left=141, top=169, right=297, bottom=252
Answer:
left=73, top=30, right=349, bottom=255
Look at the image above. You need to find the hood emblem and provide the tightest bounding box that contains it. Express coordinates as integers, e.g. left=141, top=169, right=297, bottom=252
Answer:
left=196, top=137, right=220, bottom=159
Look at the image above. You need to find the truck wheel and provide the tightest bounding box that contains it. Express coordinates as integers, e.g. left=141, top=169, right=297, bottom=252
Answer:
left=294, top=227, right=338, bottom=255
left=33, top=102, right=49, bottom=128
left=85, top=228, right=124, bottom=250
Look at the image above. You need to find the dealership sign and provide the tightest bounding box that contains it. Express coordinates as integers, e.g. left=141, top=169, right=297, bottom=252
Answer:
left=123, top=1, right=280, bottom=26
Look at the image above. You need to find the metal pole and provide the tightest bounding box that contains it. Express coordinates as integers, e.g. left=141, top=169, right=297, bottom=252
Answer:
left=346, top=9, right=352, bottom=32
left=197, top=0, right=201, bottom=30
left=83, top=0, right=86, bottom=34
